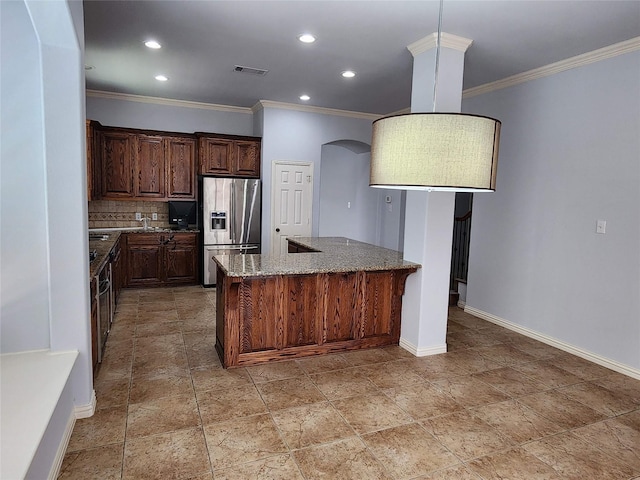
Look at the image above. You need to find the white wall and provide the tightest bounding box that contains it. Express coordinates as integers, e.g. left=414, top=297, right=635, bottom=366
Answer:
left=259, top=106, right=375, bottom=252
left=464, top=50, right=640, bottom=371
left=1, top=0, right=51, bottom=352
left=318, top=146, right=378, bottom=243
left=318, top=144, right=405, bottom=250
left=1, top=0, right=92, bottom=476
left=86, top=95, right=254, bottom=135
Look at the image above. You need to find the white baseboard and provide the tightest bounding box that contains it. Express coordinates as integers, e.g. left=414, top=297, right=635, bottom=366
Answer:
left=399, top=337, right=447, bottom=357
left=47, top=390, right=96, bottom=480
left=74, top=389, right=96, bottom=419
left=464, top=306, right=640, bottom=380
left=47, top=410, right=76, bottom=480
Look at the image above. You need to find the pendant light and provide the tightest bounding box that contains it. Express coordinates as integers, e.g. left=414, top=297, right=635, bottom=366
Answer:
left=370, top=0, right=501, bottom=192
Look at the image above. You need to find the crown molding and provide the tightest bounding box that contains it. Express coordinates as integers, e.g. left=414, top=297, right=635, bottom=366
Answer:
left=408, top=32, right=473, bottom=57
left=464, top=36, right=640, bottom=99
left=86, top=90, right=380, bottom=121
left=86, top=89, right=253, bottom=114
left=254, top=100, right=381, bottom=121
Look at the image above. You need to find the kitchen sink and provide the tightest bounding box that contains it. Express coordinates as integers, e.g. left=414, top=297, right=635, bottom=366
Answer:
left=89, top=234, right=110, bottom=241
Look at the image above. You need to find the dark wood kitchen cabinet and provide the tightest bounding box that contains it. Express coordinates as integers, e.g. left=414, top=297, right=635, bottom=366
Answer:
left=125, top=233, right=163, bottom=287
left=111, top=236, right=123, bottom=304
left=95, top=124, right=196, bottom=201
left=86, top=120, right=100, bottom=201
left=89, top=122, right=260, bottom=201
left=166, top=136, right=196, bottom=198
left=165, top=233, right=198, bottom=283
left=197, top=133, right=261, bottom=178
left=100, top=130, right=135, bottom=198
left=135, top=135, right=165, bottom=198
left=90, top=276, right=98, bottom=371
left=124, top=232, right=198, bottom=287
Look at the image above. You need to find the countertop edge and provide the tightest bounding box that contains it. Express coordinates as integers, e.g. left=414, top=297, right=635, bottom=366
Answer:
left=213, top=237, right=421, bottom=278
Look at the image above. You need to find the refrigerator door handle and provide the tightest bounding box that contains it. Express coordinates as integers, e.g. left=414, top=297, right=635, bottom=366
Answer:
left=206, top=245, right=259, bottom=251
left=230, top=181, right=236, bottom=244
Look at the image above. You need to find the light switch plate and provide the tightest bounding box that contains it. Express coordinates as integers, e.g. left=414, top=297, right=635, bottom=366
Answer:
left=596, top=219, right=606, bottom=234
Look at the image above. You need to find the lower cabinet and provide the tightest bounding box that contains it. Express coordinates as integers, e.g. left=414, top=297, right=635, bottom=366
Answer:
left=111, top=236, right=123, bottom=304
left=125, top=232, right=198, bottom=287
left=90, top=276, right=98, bottom=371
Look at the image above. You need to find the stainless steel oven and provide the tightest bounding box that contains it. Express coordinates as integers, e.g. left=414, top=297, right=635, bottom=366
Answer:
left=96, top=262, right=113, bottom=363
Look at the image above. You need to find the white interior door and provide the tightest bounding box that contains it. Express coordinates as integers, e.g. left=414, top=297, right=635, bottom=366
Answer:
left=271, top=161, right=313, bottom=254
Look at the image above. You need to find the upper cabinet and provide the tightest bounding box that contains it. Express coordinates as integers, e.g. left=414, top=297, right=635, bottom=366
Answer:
left=166, top=136, right=196, bottom=198
left=101, top=130, right=136, bottom=198
left=92, top=123, right=197, bottom=201
left=135, top=135, right=165, bottom=198
left=88, top=123, right=260, bottom=202
left=86, top=120, right=99, bottom=201
left=197, top=133, right=261, bottom=178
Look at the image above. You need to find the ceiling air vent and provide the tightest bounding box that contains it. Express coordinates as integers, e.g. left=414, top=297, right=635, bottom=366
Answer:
left=234, top=65, right=269, bottom=76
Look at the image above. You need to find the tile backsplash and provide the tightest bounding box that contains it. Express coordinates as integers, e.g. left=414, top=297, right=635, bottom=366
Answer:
left=88, top=200, right=170, bottom=229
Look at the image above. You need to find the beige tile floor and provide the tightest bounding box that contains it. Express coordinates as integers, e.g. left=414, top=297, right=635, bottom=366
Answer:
left=59, top=286, right=640, bottom=480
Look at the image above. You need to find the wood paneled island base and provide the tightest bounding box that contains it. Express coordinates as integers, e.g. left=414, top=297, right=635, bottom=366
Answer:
left=214, top=237, right=419, bottom=368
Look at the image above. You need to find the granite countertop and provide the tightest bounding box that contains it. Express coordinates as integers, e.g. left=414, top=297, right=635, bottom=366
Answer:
left=89, top=231, right=121, bottom=279
left=89, top=227, right=200, bottom=233
left=213, top=237, right=420, bottom=277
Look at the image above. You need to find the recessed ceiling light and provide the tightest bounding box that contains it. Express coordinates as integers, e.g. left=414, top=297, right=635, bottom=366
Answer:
left=299, top=94, right=310, bottom=101
left=84, top=65, right=95, bottom=71
left=155, top=74, right=168, bottom=82
left=298, top=34, right=316, bottom=44
left=341, top=70, right=356, bottom=78
left=145, top=40, right=162, bottom=49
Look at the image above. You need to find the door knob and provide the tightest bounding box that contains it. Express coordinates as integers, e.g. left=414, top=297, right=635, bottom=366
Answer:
left=275, top=228, right=280, bottom=232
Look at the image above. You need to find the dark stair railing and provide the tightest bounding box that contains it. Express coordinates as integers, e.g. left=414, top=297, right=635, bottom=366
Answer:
left=450, top=210, right=472, bottom=291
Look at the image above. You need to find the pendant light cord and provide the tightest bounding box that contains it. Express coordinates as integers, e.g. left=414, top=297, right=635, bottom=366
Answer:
left=432, top=0, right=444, bottom=113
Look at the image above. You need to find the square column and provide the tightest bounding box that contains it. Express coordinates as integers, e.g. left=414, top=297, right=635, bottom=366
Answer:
left=400, top=33, right=472, bottom=355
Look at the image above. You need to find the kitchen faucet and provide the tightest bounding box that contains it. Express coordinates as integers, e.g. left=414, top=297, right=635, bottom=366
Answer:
left=139, top=216, right=151, bottom=230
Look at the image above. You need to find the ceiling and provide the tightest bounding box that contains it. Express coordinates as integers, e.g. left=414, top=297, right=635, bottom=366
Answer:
left=83, top=1, right=640, bottom=115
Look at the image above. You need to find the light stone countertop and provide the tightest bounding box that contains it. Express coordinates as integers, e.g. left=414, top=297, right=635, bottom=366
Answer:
left=213, top=237, right=420, bottom=278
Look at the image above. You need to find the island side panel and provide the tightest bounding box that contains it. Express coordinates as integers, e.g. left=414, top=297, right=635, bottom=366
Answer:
left=217, top=267, right=417, bottom=368
left=215, top=267, right=243, bottom=367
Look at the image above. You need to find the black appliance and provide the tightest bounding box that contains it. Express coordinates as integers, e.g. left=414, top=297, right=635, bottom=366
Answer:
left=168, top=200, right=197, bottom=230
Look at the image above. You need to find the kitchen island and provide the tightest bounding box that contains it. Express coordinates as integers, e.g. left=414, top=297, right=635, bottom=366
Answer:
left=213, top=237, right=420, bottom=368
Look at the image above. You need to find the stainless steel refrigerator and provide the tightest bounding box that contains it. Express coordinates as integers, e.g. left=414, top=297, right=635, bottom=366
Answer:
left=200, top=177, right=261, bottom=286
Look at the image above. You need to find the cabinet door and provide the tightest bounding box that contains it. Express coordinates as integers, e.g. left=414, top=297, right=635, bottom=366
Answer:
left=360, top=272, right=394, bottom=339
left=86, top=120, right=97, bottom=201
left=90, top=278, right=98, bottom=371
left=135, top=135, right=165, bottom=198
left=125, top=234, right=163, bottom=287
left=234, top=140, right=261, bottom=177
left=323, top=273, right=359, bottom=343
left=199, top=137, right=233, bottom=175
left=101, top=131, right=134, bottom=198
left=111, top=237, right=123, bottom=305
left=283, top=275, right=322, bottom=348
left=164, top=233, right=198, bottom=284
left=166, top=137, right=196, bottom=198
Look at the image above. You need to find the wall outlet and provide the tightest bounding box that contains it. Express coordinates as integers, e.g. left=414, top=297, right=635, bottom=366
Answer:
left=135, top=212, right=142, bottom=220
left=152, top=213, right=158, bottom=221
